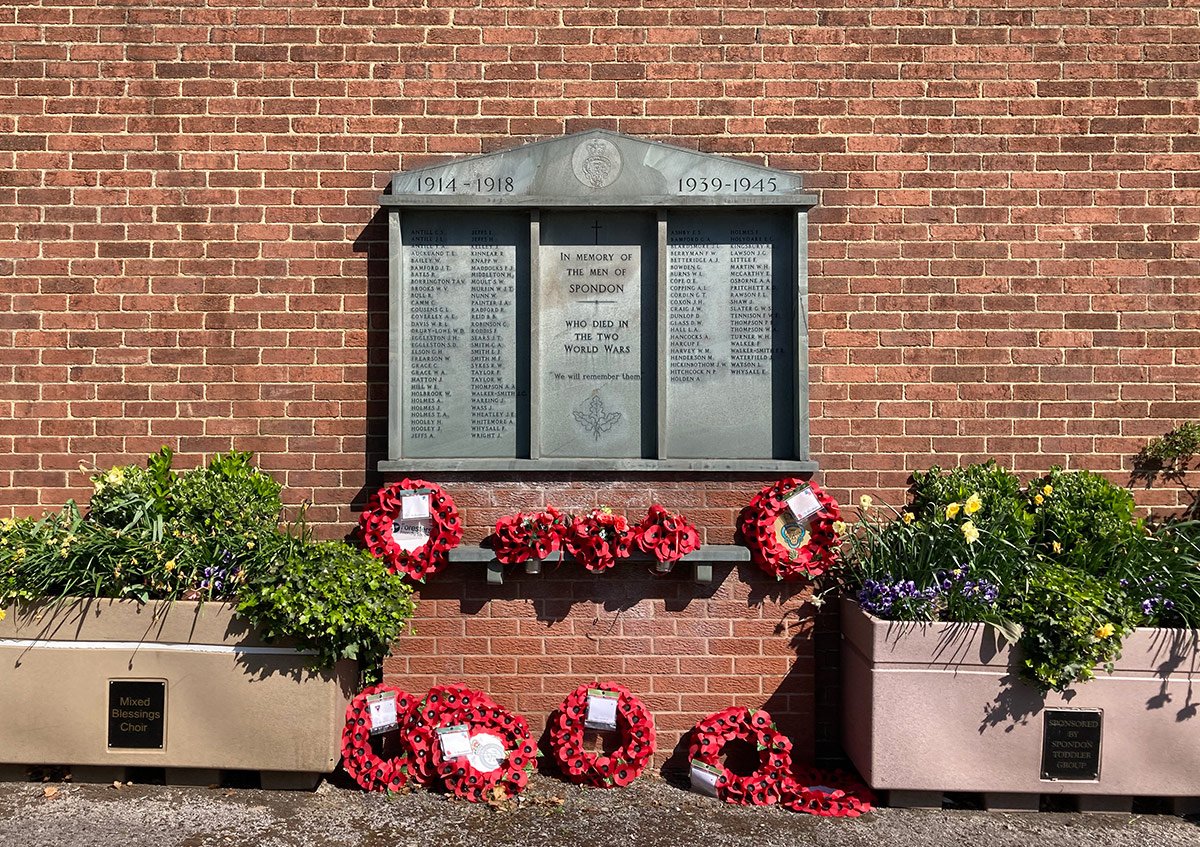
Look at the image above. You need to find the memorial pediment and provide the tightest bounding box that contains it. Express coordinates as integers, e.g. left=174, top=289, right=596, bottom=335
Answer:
left=383, top=130, right=812, bottom=206
left=379, top=132, right=818, bottom=473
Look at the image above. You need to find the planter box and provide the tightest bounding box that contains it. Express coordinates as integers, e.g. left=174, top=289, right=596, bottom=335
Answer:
left=841, top=598, right=1200, bottom=803
left=0, top=599, right=356, bottom=787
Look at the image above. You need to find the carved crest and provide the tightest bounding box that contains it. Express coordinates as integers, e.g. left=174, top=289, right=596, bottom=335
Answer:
left=572, top=137, right=622, bottom=189
left=574, top=392, right=622, bottom=440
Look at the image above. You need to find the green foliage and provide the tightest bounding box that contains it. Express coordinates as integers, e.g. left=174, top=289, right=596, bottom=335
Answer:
left=86, top=447, right=177, bottom=540
left=840, top=461, right=1200, bottom=693
left=1017, top=561, right=1138, bottom=692
left=1133, top=421, right=1200, bottom=519
left=910, top=461, right=1033, bottom=545
left=236, top=531, right=415, bottom=676
left=843, top=500, right=1027, bottom=603
left=1027, top=467, right=1140, bottom=572
left=169, top=450, right=283, bottom=534
left=1, top=504, right=180, bottom=604
left=1109, top=520, right=1200, bottom=628
left=0, top=449, right=413, bottom=677
left=1136, top=421, right=1200, bottom=481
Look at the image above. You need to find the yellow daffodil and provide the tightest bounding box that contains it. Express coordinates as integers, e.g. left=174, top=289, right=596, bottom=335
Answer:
left=246, top=541, right=255, bottom=549
left=1043, top=484, right=1053, bottom=496
left=1034, top=494, right=1044, bottom=506
left=902, top=512, right=915, bottom=524
left=859, top=494, right=873, bottom=510
left=832, top=520, right=847, bottom=535
left=945, top=502, right=961, bottom=519
left=1052, top=541, right=1062, bottom=554
left=1094, top=623, right=1115, bottom=640
left=0, top=610, right=5, bottom=622
left=961, top=520, right=980, bottom=544
left=964, top=493, right=982, bottom=515
left=164, top=559, right=176, bottom=571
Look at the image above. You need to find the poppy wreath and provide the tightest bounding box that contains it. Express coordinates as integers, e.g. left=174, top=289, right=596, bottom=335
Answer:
left=687, top=706, right=793, bottom=806
left=548, top=681, right=656, bottom=787
left=404, top=682, right=502, bottom=786
left=563, top=509, right=635, bottom=574
left=489, top=506, right=569, bottom=565
left=359, top=478, right=463, bottom=582
left=635, top=504, right=701, bottom=567
left=739, top=478, right=841, bottom=581
left=782, top=767, right=875, bottom=818
left=431, top=703, right=537, bottom=803
left=340, top=683, right=419, bottom=793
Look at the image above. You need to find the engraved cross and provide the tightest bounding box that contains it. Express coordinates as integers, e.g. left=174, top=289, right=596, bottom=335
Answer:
left=591, top=219, right=602, bottom=245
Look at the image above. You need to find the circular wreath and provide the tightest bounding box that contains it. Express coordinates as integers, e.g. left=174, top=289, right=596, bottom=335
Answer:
left=490, top=507, right=568, bottom=565
left=431, top=702, right=537, bottom=803
left=340, top=683, right=418, bottom=793
left=782, top=766, right=875, bottom=817
left=563, top=510, right=635, bottom=574
left=635, top=504, right=701, bottom=567
left=687, top=706, right=793, bottom=806
left=359, top=478, right=463, bottom=581
left=404, top=682, right=501, bottom=786
left=548, top=681, right=656, bottom=787
left=740, top=478, right=841, bottom=580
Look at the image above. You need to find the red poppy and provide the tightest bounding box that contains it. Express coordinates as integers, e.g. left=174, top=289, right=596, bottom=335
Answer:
left=489, top=509, right=569, bottom=566
left=782, top=767, right=875, bottom=818
left=547, top=681, right=656, bottom=789
left=358, top=479, right=462, bottom=582
left=686, top=706, right=793, bottom=807
left=340, top=683, right=417, bottom=794
left=738, top=478, right=842, bottom=581
left=634, top=505, right=701, bottom=568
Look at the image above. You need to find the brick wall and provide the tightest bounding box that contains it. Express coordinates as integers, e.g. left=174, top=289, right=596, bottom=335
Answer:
left=3, top=0, right=1198, bottom=769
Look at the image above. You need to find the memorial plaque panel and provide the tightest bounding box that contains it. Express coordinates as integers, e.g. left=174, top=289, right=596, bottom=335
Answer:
left=666, top=211, right=795, bottom=458
left=401, top=212, right=527, bottom=458
left=1041, top=709, right=1102, bottom=780
left=108, top=679, right=166, bottom=749
left=538, top=212, right=655, bottom=458
left=381, top=131, right=819, bottom=472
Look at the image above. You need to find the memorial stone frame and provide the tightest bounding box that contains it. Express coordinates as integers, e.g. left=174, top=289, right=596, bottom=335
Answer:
left=379, top=130, right=819, bottom=473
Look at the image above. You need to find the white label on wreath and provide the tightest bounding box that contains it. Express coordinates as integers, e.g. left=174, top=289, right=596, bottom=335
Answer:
left=437, top=724, right=472, bottom=760
left=689, top=759, right=722, bottom=797
left=401, top=493, right=432, bottom=520
left=391, top=518, right=431, bottom=552
left=366, top=692, right=398, bottom=735
left=786, top=486, right=822, bottom=522
left=584, top=689, right=619, bottom=731
left=466, top=731, right=507, bottom=773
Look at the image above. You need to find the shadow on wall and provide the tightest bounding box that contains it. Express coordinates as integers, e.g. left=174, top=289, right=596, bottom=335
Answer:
left=413, top=559, right=734, bottom=622
left=412, top=559, right=817, bottom=625
left=409, top=560, right=824, bottom=773
left=662, top=654, right=817, bottom=774
left=351, top=209, right=392, bottom=520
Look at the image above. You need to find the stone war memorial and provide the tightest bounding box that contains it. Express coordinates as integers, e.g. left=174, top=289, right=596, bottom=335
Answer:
left=376, top=130, right=826, bottom=767
left=2, top=0, right=1200, bottom=826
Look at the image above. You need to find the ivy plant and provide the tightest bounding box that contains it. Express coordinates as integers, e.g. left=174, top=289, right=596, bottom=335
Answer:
left=0, top=450, right=414, bottom=681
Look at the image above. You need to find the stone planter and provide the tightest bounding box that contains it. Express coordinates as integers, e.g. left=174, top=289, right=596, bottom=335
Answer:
left=841, top=598, right=1200, bottom=811
left=0, top=599, right=356, bottom=789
